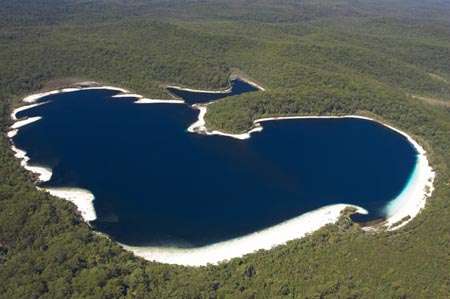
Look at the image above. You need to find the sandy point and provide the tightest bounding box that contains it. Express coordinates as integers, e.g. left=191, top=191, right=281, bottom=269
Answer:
left=42, top=187, right=97, bottom=222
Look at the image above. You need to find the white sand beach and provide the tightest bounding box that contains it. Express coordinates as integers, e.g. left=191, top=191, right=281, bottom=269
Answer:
left=191, top=113, right=435, bottom=231
left=379, top=123, right=436, bottom=230
left=167, top=85, right=232, bottom=94
left=10, top=145, right=52, bottom=182
left=9, top=85, right=435, bottom=266
left=7, top=129, right=18, bottom=138
left=129, top=112, right=434, bottom=266
left=111, top=93, right=143, bottom=99
left=135, top=98, right=185, bottom=104
left=23, top=88, right=80, bottom=103
left=167, top=76, right=265, bottom=95
left=237, top=77, right=266, bottom=91
left=11, top=101, right=50, bottom=121
left=8, top=84, right=182, bottom=225
left=10, top=116, right=42, bottom=129
left=42, top=187, right=97, bottom=222
left=187, top=105, right=263, bottom=139
left=110, top=92, right=185, bottom=104
left=22, top=86, right=128, bottom=103
left=122, top=204, right=367, bottom=266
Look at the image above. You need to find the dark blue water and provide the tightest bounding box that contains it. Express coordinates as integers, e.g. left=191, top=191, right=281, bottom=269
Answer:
left=167, top=78, right=258, bottom=104
left=13, top=89, right=417, bottom=247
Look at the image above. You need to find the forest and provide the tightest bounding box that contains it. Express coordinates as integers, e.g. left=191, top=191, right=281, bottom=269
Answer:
left=0, top=0, right=449, bottom=298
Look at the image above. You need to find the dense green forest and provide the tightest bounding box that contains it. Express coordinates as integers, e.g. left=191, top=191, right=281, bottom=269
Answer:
left=0, top=0, right=449, bottom=298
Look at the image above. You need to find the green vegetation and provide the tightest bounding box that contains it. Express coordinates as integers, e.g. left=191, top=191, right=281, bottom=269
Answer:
left=0, top=0, right=449, bottom=298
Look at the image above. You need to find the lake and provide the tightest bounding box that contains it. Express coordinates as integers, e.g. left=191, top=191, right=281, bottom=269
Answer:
left=11, top=81, right=418, bottom=248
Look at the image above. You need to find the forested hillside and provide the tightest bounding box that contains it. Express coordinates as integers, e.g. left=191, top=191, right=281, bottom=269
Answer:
left=0, top=0, right=449, bottom=298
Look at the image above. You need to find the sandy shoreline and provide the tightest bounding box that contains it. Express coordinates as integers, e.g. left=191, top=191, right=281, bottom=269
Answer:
left=7, top=84, right=435, bottom=267
left=8, top=85, right=132, bottom=222
left=167, top=76, right=266, bottom=95
left=8, top=85, right=185, bottom=223
left=111, top=92, right=185, bottom=104
left=135, top=98, right=184, bottom=104
left=255, top=115, right=435, bottom=231
left=10, top=116, right=42, bottom=129
left=189, top=111, right=435, bottom=231
left=187, top=105, right=263, bottom=139
left=130, top=112, right=434, bottom=265
left=237, top=76, right=266, bottom=91
left=22, top=86, right=129, bottom=104
left=167, top=85, right=232, bottom=94
left=42, top=187, right=97, bottom=222
left=11, top=101, right=50, bottom=121
left=10, top=145, right=53, bottom=182
left=121, top=204, right=368, bottom=266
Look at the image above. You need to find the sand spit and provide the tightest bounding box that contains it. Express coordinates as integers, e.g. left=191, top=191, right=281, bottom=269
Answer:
left=111, top=92, right=185, bottom=104
left=167, top=76, right=265, bottom=95
left=122, top=204, right=368, bottom=266
left=111, top=93, right=143, bottom=99
left=7, top=129, right=18, bottom=138
left=135, top=98, right=185, bottom=104
left=10, top=116, right=42, bottom=130
left=11, top=101, right=50, bottom=121
left=42, top=187, right=97, bottom=222
left=235, top=76, right=266, bottom=91
left=167, top=85, right=232, bottom=94
left=83, top=86, right=128, bottom=93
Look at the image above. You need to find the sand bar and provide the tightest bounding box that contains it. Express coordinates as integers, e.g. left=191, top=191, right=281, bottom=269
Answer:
left=7, top=129, right=18, bottom=138
left=11, top=101, right=50, bottom=121
left=111, top=93, right=143, bottom=99
left=10, top=116, right=42, bottom=130
left=167, top=76, right=265, bottom=95
left=167, top=85, right=232, bottom=94
left=135, top=98, right=185, bottom=104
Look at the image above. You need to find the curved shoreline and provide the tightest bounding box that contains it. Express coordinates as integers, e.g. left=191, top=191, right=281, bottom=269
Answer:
left=8, top=86, right=183, bottom=223
left=190, top=108, right=435, bottom=231
left=187, top=105, right=264, bottom=139
left=7, top=85, right=435, bottom=267
left=255, top=116, right=435, bottom=231
left=167, top=85, right=232, bottom=94
left=11, top=145, right=53, bottom=182
left=41, top=187, right=96, bottom=222
left=167, top=76, right=266, bottom=95
left=121, top=204, right=368, bottom=266
left=111, top=93, right=185, bottom=104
